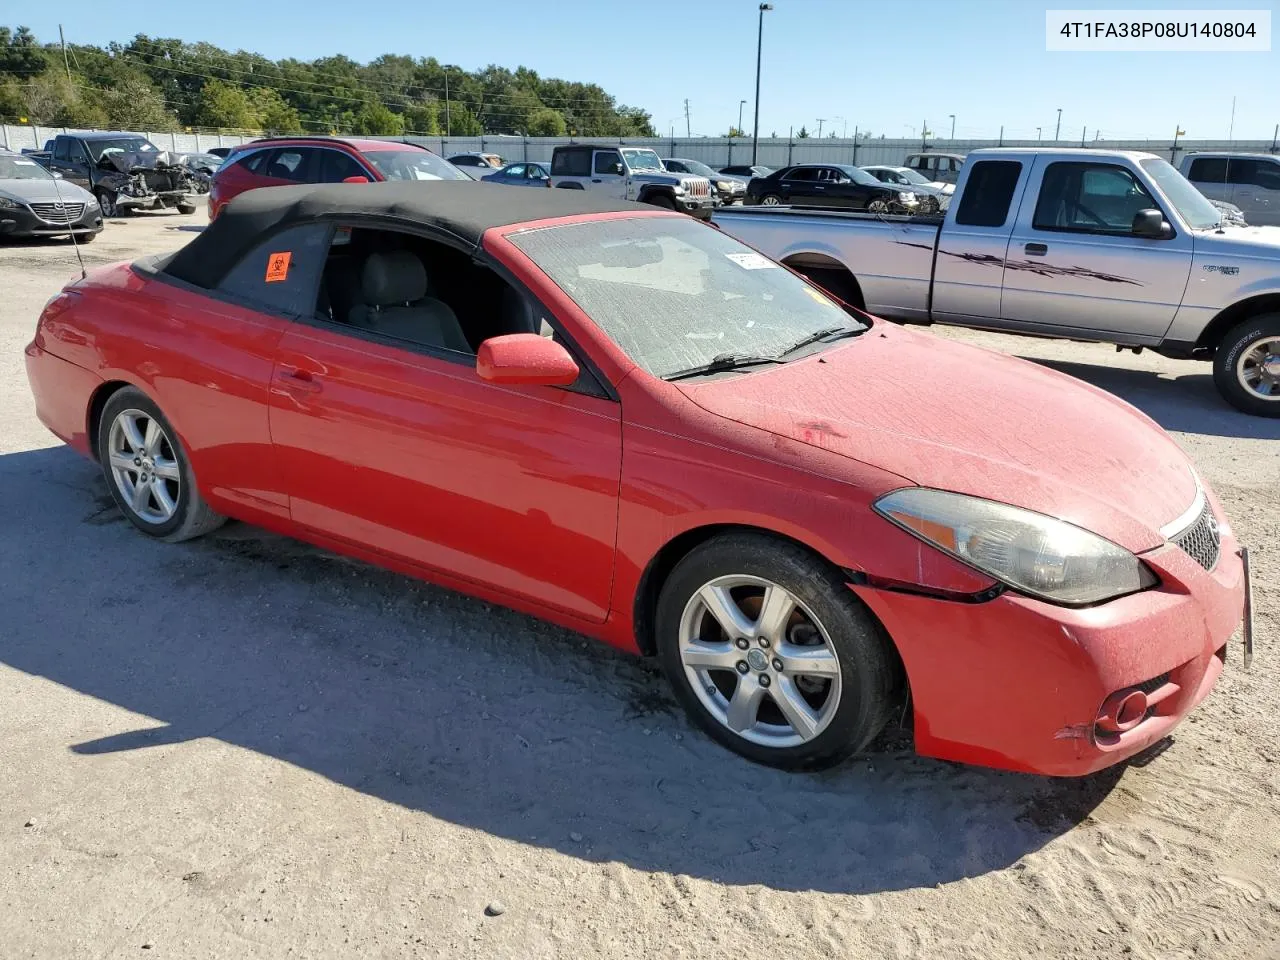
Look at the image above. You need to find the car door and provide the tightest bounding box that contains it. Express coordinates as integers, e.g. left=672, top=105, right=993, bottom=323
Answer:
left=258, top=147, right=317, bottom=187
left=525, top=164, right=549, bottom=186
left=1185, top=156, right=1229, bottom=203
left=1001, top=158, right=1193, bottom=340
left=316, top=148, right=374, bottom=183
left=779, top=167, right=818, bottom=204
left=52, top=137, right=92, bottom=190
left=268, top=223, right=623, bottom=622
left=591, top=149, right=629, bottom=200
left=1229, top=158, right=1280, bottom=226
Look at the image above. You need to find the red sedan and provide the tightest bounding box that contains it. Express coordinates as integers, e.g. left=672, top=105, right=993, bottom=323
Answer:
left=24, top=181, right=1253, bottom=776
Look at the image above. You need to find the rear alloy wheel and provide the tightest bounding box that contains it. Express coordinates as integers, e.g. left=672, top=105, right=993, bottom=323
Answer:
left=759, top=194, right=782, bottom=206
left=656, top=533, right=898, bottom=770
left=98, top=387, right=226, bottom=541
left=867, top=198, right=889, bottom=213
left=1213, top=314, right=1280, bottom=417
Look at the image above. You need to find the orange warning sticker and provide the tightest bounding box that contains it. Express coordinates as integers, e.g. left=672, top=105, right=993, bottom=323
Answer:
left=265, top=251, right=292, bottom=283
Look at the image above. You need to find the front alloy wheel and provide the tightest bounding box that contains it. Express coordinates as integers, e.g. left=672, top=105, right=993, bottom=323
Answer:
left=679, top=575, right=842, bottom=747
left=108, top=409, right=181, bottom=524
left=1214, top=314, right=1280, bottom=417
left=656, top=532, right=899, bottom=770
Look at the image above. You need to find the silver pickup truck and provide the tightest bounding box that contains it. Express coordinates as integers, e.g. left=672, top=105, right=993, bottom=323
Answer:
left=713, top=148, right=1280, bottom=417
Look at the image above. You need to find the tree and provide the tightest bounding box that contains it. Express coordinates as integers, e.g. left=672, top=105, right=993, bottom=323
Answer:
left=0, top=80, right=25, bottom=122
left=442, top=100, right=482, bottom=136
left=352, top=102, right=404, bottom=135
left=796, top=126, right=809, bottom=138
left=0, top=27, right=48, bottom=76
left=100, top=77, right=175, bottom=129
left=251, top=88, right=303, bottom=134
left=526, top=107, right=566, bottom=136
left=725, top=126, right=745, bottom=138
left=403, top=100, right=440, bottom=135
left=196, top=79, right=259, bottom=130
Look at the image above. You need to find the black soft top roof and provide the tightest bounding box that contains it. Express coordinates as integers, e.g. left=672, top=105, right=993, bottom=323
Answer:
left=163, top=180, right=648, bottom=289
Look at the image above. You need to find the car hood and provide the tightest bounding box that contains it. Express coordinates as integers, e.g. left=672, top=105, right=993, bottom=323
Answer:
left=0, top=177, right=95, bottom=203
left=1192, top=223, right=1280, bottom=254
left=98, top=150, right=185, bottom=175
left=634, top=171, right=704, bottom=187
left=677, top=324, right=1197, bottom=552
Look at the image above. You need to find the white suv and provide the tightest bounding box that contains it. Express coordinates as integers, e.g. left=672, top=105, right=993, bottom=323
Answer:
left=1180, top=153, right=1280, bottom=226
left=548, top=144, right=715, bottom=219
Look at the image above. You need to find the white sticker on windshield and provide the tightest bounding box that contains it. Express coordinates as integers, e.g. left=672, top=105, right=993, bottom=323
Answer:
left=725, top=252, right=778, bottom=270
left=14, top=159, right=37, bottom=166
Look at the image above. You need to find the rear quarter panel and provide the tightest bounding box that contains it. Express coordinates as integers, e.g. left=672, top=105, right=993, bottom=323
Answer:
left=39, top=263, right=293, bottom=523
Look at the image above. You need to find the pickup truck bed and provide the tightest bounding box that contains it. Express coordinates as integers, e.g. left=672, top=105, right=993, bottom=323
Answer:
left=712, top=147, right=1280, bottom=417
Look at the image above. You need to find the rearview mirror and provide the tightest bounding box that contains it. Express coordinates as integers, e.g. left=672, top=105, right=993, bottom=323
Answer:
left=1132, top=208, right=1171, bottom=238
left=477, top=334, right=579, bottom=386
left=343, top=175, right=370, bottom=184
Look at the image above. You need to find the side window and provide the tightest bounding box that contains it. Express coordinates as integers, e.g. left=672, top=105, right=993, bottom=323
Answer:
left=784, top=168, right=815, bottom=182
left=1188, top=157, right=1227, bottom=181
left=263, top=148, right=312, bottom=183
left=216, top=222, right=332, bottom=315
left=665, top=161, right=685, bottom=173
left=318, top=149, right=369, bottom=183
left=505, top=164, right=526, bottom=178
left=552, top=149, right=590, bottom=177
left=1229, top=159, right=1280, bottom=190
left=53, top=138, right=72, bottom=161
left=954, top=160, right=1023, bottom=227
left=594, top=150, right=623, bottom=175
left=527, top=164, right=548, bottom=180
left=1033, top=162, right=1159, bottom=234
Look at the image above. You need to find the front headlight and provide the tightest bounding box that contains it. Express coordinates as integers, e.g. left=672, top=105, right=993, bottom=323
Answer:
left=85, top=196, right=99, bottom=208
left=0, top=196, right=18, bottom=208
left=717, top=180, right=733, bottom=191
left=672, top=184, right=687, bottom=195
left=873, top=488, right=1158, bottom=606
left=898, top=192, right=915, bottom=202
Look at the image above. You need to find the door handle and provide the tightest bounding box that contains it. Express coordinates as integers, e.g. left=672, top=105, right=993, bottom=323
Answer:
left=277, top=368, right=322, bottom=393
left=591, top=178, right=602, bottom=183
left=1024, top=242, right=1048, bottom=256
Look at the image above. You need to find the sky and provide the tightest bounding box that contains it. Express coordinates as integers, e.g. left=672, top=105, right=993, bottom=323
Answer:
left=7, top=0, right=1278, bottom=141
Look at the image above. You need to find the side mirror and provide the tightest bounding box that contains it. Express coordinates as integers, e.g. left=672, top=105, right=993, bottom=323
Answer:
left=51, top=171, right=63, bottom=179
left=343, top=175, right=370, bottom=184
left=1132, top=208, right=1171, bottom=238
left=612, top=163, right=624, bottom=175
left=476, top=333, right=579, bottom=386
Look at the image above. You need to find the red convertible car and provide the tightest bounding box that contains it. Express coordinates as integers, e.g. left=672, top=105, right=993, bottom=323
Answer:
left=25, top=181, right=1252, bottom=776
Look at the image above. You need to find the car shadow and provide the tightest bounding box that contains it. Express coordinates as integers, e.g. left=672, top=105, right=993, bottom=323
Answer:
left=1025, top=357, right=1280, bottom=440
left=0, top=444, right=1127, bottom=896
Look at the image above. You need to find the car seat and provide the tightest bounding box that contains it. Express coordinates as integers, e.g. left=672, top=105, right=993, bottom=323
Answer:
left=349, top=251, right=471, bottom=352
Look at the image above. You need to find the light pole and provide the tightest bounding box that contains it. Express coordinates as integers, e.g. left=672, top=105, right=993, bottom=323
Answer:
left=816, top=118, right=826, bottom=138
left=1036, top=126, right=1042, bottom=141
left=948, top=114, right=955, bottom=140
left=1054, top=108, right=1062, bottom=141
left=738, top=99, right=746, bottom=136
left=751, top=2, right=773, bottom=165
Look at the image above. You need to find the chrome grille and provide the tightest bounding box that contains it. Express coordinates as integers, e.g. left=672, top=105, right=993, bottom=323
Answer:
left=686, top=179, right=709, bottom=197
left=30, top=202, right=85, bottom=224
left=1170, top=501, right=1220, bottom=571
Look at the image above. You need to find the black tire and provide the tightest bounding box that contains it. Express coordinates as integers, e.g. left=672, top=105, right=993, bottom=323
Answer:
left=95, top=189, right=121, bottom=218
left=655, top=532, right=899, bottom=770
left=177, top=203, right=197, bottom=215
left=645, top=193, right=677, bottom=210
left=758, top=194, right=782, bottom=206
left=97, top=387, right=226, bottom=542
left=1212, top=314, right=1280, bottom=417
left=77, top=231, right=97, bottom=243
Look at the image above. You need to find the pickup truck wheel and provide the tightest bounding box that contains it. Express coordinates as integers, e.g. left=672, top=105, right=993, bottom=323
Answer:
left=646, top=193, right=676, bottom=210
left=95, top=189, right=120, bottom=218
left=1214, top=314, right=1280, bottom=417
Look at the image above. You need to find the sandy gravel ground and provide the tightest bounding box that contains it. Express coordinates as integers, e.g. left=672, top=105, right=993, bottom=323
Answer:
left=1, top=206, right=1277, bottom=960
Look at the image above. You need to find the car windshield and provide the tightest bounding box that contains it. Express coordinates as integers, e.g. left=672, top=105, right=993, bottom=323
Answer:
left=364, top=150, right=471, bottom=182
left=622, top=149, right=664, bottom=172
left=676, top=159, right=718, bottom=178
left=0, top=155, right=54, bottom=180
left=892, top=168, right=934, bottom=185
left=88, top=138, right=157, bottom=162
left=508, top=216, right=867, bottom=379
left=1139, top=158, right=1222, bottom=230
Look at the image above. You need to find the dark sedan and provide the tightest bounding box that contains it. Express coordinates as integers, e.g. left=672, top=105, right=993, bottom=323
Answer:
left=745, top=164, right=919, bottom=212
left=482, top=162, right=550, bottom=187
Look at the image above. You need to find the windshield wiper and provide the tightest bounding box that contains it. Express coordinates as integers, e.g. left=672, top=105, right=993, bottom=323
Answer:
left=776, top=325, right=865, bottom=357
left=665, top=352, right=786, bottom=382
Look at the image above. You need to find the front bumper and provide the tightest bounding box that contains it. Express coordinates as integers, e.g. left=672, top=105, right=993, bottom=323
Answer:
left=116, top=189, right=194, bottom=210
left=0, top=203, right=102, bottom=237
left=854, top=522, right=1248, bottom=777
left=677, top=195, right=716, bottom=219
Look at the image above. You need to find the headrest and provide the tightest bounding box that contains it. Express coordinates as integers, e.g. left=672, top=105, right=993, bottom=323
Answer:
left=362, top=251, right=427, bottom=306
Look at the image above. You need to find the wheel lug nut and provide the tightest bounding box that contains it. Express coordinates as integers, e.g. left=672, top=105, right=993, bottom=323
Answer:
left=758, top=674, right=771, bottom=688
left=735, top=638, right=749, bottom=650
left=133, top=458, right=141, bottom=466
left=759, top=637, right=771, bottom=648
left=735, top=661, right=749, bottom=674
left=772, top=658, right=783, bottom=671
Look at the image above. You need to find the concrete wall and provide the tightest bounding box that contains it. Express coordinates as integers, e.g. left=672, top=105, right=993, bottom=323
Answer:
left=5, top=124, right=1275, bottom=168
